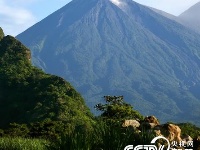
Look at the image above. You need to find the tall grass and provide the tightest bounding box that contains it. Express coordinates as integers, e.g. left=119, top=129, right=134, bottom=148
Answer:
left=0, top=122, right=155, bottom=150
left=0, top=137, right=50, bottom=150
left=54, top=121, right=154, bottom=150
left=92, top=121, right=132, bottom=150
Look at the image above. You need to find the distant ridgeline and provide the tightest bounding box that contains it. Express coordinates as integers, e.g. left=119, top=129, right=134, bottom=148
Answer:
left=0, top=28, right=93, bottom=128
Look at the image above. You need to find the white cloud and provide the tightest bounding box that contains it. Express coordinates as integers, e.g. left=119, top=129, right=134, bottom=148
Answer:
left=110, top=0, right=123, bottom=6
left=0, top=0, right=36, bottom=36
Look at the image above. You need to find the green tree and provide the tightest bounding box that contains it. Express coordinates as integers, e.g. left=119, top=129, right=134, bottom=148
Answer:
left=95, top=96, right=143, bottom=123
left=178, top=123, right=200, bottom=138
left=0, top=32, right=94, bottom=129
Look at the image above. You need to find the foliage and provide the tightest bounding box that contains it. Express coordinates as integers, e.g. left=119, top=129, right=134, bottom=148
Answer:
left=0, top=93, right=199, bottom=149
left=52, top=119, right=154, bottom=150
left=1, top=121, right=199, bottom=149
left=91, top=120, right=132, bottom=150
left=4, top=123, right=29, bottom=138
left=178, top=123, right=200, bottom=138
left=54, top=128, right=93, bottom=150
left=1, top=121, right=95, bottom=144
left=0, top=35, right=94, bottom=128
left=95, top=96, right=143, bottom=123
left=0, top=137, right=50, bottom=150
left=1, top=120, right=199, bottom=150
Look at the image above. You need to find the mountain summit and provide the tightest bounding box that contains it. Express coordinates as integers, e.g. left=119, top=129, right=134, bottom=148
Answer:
left=17, top=0, right=200, bottom=124
left=179, top=2, right=200, bottom=33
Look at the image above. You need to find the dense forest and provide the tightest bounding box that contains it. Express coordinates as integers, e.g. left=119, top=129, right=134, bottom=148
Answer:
left=0, top=29, right=93, bottom=128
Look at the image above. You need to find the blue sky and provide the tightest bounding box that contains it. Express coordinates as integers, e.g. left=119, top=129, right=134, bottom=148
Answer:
left=0, top=0, right=199, bottom=36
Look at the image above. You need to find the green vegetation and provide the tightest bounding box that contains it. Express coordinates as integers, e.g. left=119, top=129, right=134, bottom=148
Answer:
left=0, top=94, right=151, bottom=149
left=95, top=96, right=143, bottom=121
left=53, top=120, right=155, bottom=150
left=178, top=123, right=200, bottom=138
left=0, top=137, right=49, bottom=150
left=0, top=28, right=94, bottom=148
left=0, top=34, right=93, bottom=129
left=0, top=120, right=154, bottom=150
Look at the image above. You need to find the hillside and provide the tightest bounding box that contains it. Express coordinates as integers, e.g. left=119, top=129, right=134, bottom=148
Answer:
left=149, top=3, right=200, bottom=34
left=0, top=28, right=93, bottom=128
left=179, top=2, right=200, bottom=33
left=17, top=0, right=200, bottom=124
left=148, top=7, right=178, bottom=22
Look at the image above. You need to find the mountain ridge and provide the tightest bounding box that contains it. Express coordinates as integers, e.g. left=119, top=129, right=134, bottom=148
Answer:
left=149, top=2, right=200, bottom=34
left=179, top=2, right=200, bottom=33
left=17, top=0, right=200, bottom=124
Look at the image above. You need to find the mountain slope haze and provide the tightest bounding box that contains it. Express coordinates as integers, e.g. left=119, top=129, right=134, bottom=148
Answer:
left=179, top=2, right=200, bottom=33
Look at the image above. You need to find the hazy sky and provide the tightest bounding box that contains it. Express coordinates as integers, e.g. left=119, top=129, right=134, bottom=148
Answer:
left=0, top=0, right=199, bottom=36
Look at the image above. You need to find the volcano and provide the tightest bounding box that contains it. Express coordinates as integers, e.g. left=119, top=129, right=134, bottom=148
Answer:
left=17, top=0, right=200, bottom=124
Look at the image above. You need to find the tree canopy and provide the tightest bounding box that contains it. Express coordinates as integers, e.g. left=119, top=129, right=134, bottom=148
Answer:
left=0, top=34, right=94, bottom=128
left=95, top=95, right=143, bottom=122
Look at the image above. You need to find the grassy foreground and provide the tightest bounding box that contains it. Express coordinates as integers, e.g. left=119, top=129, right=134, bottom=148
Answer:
left=0, top=123, right=154, bottom=150
left=0, top=137, right=50, bottom=150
